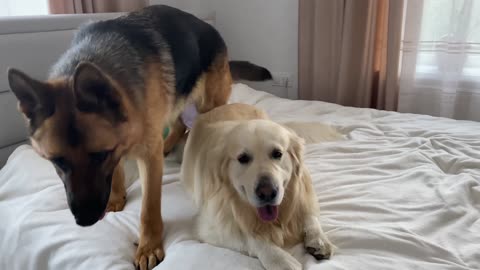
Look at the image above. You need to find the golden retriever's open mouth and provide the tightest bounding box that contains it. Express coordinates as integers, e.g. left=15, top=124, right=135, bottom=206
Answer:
left=257, top=205, right=279, bottom=222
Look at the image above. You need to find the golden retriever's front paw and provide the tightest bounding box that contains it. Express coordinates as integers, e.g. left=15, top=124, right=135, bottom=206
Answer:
left=305, top=235, right=333, bottom=260
left=106, top=192, right=126, bottom=212
left=134, top=237, right=165, bottom=270
left=262, top=253, right=302, bottom=270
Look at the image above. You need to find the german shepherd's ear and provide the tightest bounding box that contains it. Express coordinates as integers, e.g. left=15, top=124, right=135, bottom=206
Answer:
left=73, top=62, right=126, bottom=122
left=7, top=68, right=55, bottom=120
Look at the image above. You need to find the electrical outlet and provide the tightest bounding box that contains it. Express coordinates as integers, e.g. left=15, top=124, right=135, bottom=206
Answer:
left=271, top=72, right=291, bottom=87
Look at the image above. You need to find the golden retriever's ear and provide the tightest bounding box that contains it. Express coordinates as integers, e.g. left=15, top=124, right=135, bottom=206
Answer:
left=217, top=152, right=230, bottom=184
left=287, top=129, right=305, bottom=179
left=197, top=143, right=231, bottom=201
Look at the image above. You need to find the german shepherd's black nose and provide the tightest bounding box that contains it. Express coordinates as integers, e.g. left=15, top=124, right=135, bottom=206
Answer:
left=70, top=199, right=105, bottom=226
left=255, top=176, right=278, bottom=203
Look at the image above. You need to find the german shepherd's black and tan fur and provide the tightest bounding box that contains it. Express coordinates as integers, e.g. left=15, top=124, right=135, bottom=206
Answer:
left=7, top=5, right=271, bottom=270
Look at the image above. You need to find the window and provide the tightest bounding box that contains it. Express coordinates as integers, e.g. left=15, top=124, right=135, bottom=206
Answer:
left=414, top=0, right=480, bottom=82
left=399, top=0, right=480, bottom=121
left=1, top=0, right=49, bottom=17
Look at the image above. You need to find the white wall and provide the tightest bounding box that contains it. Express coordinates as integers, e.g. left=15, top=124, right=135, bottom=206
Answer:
left=149, top=0, right=298, bottom=98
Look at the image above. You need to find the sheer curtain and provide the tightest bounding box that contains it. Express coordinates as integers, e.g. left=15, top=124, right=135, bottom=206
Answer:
left=398, top=0, right=480, bottom=121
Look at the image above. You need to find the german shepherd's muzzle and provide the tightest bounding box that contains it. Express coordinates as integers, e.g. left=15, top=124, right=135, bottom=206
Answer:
left=56, top=152, right=117, bottom=226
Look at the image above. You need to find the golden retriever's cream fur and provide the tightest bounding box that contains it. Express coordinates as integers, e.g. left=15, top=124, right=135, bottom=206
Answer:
left=181, top=103, right=337, bottom=270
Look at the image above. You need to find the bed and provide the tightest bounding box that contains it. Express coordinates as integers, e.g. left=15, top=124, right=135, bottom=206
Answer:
left=1, top=83, right=479, bottom=270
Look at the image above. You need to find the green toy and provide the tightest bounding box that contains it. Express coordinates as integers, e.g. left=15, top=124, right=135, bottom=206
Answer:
left=163, top=126, right=170, bottom=139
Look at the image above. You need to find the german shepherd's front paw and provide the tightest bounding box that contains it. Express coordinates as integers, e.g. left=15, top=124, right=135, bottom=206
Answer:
left=134, top=236, right=165, bottom=270
left=106, top=192, right=126, bottom=212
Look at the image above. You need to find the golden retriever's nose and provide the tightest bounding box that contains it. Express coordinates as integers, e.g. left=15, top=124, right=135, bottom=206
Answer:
left=255, top=176, right=278, bottom=203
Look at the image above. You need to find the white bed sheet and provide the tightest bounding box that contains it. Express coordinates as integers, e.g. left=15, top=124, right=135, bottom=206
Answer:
left=1, top=84, right=479, bottom=270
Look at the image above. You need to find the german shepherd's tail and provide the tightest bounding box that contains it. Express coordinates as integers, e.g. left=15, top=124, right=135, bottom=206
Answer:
left=229, top=61, right=273, bottom=81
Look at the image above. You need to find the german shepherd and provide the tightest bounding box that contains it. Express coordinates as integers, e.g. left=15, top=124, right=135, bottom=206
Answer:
left=7, top=5, right=271, bottom=270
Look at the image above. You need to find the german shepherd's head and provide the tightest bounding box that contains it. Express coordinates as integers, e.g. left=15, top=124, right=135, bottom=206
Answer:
left=8, top=62, right=136, bottom=226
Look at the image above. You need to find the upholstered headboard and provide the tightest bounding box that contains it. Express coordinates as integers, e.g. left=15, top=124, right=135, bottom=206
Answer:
left=0, top=11, right=215, bottom=167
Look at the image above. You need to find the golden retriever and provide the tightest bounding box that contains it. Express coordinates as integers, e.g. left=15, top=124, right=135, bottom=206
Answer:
left=181, top=103, right=339, bottom=270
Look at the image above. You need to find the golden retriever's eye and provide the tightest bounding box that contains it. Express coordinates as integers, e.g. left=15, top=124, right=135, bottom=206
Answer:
left=89, top=150, right=112, bottom=164
left=237, top=153, right=252, bottom=164
left=271, top=148, right=283, bottom=160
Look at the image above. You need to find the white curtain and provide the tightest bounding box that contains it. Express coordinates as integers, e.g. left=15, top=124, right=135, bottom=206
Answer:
left=398, top=0, right=480, bottom=121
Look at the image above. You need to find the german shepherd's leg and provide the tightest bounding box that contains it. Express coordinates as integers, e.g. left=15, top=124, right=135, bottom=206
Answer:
left=163, top=118, right=186, bottom=155
left=135, top=142, right=165, bottom=270
left=197, top=53, right=232, bottom=113
left=106, top=161, right=127, bottom=212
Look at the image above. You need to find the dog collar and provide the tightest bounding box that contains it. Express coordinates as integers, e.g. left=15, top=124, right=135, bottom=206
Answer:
left=163, top=126, right=170, bottom=139
left=163, top=104, right=198, bottom=139
left=181, top=103, right=198, bottom=130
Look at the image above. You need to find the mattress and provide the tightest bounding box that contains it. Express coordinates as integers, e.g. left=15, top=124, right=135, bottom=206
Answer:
left=0, top=83, right=479, bottom=270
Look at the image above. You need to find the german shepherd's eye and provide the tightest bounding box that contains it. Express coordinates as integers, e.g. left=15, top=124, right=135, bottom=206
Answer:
left=51, top=157, right=69, bottom=172
left=237, top=153, right=252, bottom=165
left=89, top=150, right=112, bottom=164
left=271, top=148, right=283, bottom=160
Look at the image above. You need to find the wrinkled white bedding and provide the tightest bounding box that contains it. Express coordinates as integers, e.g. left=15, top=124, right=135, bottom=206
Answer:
left=1, top=84, right=479, bottom=270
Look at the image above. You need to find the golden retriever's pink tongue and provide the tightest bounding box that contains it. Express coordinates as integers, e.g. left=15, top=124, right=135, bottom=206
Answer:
left=257, top=205, right=278, bottom=222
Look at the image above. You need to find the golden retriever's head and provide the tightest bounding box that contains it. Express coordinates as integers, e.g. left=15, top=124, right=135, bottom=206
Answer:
left=224, top=119, right=304, bottom=222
